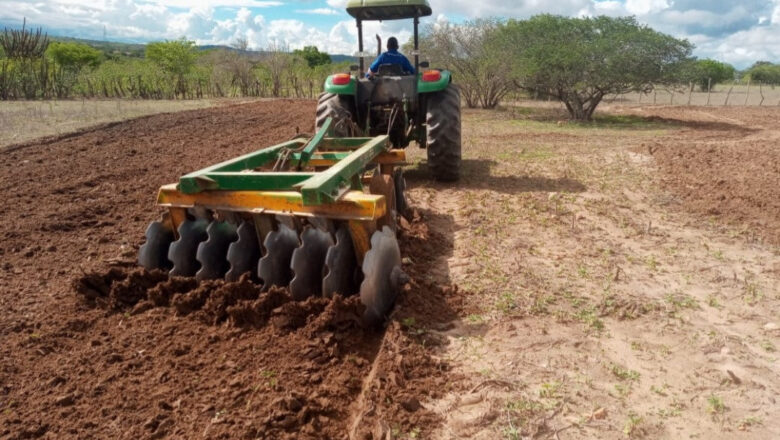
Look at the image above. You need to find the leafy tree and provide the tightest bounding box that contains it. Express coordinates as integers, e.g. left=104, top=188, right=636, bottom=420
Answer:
left=47, top=41, right=102, bottom=97
left=146, top=38, right=198, bottom=97
left=47, top=41, right=101, bottom=69
left=747, top=61, right=780, bottom=85
left=496, top=15, right=692, bottom=120
left=293, top=46, right=331, bottom=68
left=689, top=59, right=735, bottom=91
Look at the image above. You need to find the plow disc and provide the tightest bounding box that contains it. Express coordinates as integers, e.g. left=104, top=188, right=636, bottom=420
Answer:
left=138, top=119, right=409, bottom=325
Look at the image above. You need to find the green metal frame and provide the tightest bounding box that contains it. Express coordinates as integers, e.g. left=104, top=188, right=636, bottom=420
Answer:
left=176, top=118, right=393, bottom=207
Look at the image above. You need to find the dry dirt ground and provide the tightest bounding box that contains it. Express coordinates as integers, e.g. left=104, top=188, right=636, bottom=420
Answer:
left=1, top=99, right=778, bottom=440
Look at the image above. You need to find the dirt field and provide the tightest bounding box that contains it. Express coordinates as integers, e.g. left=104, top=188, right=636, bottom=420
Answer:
left=1, top=100, right=778, bottom=439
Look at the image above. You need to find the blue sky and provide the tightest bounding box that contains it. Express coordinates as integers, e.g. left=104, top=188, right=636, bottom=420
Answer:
left=1, top=0, right=778, bottom=68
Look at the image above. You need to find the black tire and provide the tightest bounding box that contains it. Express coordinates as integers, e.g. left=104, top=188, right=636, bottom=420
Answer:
left=426, top=84, right=461, bottom=182
left=315, top=92, right=357, bottom=136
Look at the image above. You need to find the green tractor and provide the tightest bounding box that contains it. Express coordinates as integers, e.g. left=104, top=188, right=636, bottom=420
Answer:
left=316, top=0, right=461, bottom=181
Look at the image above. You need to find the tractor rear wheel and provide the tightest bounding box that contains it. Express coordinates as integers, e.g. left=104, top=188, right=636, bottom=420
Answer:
left=425, top=84, right=461, bottom=182
left=315, top=93, right=357, bottom=136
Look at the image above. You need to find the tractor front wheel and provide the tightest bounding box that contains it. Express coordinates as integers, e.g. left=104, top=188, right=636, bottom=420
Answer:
left=425, top=85, right=461, bottom=182
left=315, top=93, right=357, bottom=136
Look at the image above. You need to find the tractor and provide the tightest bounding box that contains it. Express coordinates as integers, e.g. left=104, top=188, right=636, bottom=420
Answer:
left=316, top=0, right=462, bottom=182
left=136, top=0, right=460, bottom=326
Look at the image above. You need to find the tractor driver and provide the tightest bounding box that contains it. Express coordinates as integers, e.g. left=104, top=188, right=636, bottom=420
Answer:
left=366, top=37, right=415, bottom=78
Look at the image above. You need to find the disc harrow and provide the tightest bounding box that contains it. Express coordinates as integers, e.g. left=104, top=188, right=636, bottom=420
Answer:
left=137, top=118, right=409, bottom=325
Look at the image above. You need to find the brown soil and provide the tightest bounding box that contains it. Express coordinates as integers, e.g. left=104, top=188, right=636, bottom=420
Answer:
left=0, top=100, right=465, bottom=439
left=640, top=106, right=780, bottom=245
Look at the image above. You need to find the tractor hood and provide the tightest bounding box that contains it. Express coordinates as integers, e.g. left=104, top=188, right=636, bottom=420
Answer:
left=346, top=0, right=432, bottom=20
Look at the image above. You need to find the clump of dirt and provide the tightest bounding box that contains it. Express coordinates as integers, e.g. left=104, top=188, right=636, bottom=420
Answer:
left=73, top=268, right=367, bottom=332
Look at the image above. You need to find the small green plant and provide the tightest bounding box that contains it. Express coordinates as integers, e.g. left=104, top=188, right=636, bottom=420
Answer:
left=759, top=340, right=776, bottom=352
left=738, top=416, right=763, bottom=430
left=496, top=292, right=517, bottom=315
left=706, top=294, right=720, bottom=308
left=650, top=384, right=668, bottom=396
left=467, top=314, right=485, bottom=324
left=707, top=395, right=725, bottom=415
left=502, top=424, right=522, bottom=440
left=539, top=381, right=562, bottom=398
left=614, top=383, right=630, bottom=398
left=506, top=398, right=544, bottom=413
left=261, top=370, right=278, bottom=389
left=610, top=363, right=640, bottom=381
left=665, top=292, right=698, bottom=311
left=743, top=281, right=763, bottom=305
left=622, top=411, right=643, bottom=437
left=645, top=255, right=659, bottom=271
left=575, top=307, right=605, bottom=331
left=401, top=317, right=416, bottom=328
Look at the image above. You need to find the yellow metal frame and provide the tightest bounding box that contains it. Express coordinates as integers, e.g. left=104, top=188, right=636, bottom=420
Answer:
left=157, top=184, right=387, bottom=222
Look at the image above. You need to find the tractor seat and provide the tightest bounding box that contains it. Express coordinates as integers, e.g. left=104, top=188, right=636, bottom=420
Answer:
left=376, top=63, right=408, bottom=76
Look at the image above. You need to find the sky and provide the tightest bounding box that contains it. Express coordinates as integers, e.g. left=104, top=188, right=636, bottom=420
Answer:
left=1, top=0, right=778, bottom=68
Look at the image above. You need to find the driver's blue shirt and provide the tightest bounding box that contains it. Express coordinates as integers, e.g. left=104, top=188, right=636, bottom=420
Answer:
left=367, top=49, right=415, bottom=77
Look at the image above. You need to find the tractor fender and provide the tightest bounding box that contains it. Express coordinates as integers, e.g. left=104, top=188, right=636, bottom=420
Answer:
left=323, top=74, right=357, bottom=95
left=418, top=69, right=452, bottom=94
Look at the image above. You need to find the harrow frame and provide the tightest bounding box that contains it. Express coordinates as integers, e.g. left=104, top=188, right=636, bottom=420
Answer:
left=151, top=118, right=406, bottom=262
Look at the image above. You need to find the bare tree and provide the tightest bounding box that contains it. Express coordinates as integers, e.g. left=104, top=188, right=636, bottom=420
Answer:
left=262, top=41, right=291, bottom=97
left=417, top=19, right=510, bottom=109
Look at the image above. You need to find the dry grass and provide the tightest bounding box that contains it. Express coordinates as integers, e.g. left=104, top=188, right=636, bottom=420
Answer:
left=0, top=99, right=228, bottom=147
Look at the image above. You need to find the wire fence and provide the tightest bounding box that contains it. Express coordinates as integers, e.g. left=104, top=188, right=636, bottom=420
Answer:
left=610, top=80, right=780, bottom=107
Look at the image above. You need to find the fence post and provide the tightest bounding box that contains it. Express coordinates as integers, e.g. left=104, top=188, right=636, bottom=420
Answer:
left=725, top=81, right=735, bottom=106
left=758, top=81, right=764, bottom=106
left=744, top=78, right=751, bottom=105
left=706, top=78, right=711, bottom=106
left=653, top=88, right=657, bottom=105
left=670, top=89, right=674, bottom=105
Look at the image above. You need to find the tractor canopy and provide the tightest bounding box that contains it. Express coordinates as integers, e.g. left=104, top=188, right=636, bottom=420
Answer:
left=346, top=0, right=432, bottom=20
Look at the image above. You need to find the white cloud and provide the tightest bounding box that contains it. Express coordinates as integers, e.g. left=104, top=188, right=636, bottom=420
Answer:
left=144, top=0, right=281, bottom=7
left=624, top=0, right=669, bottom=15
left=0, top=0, right=777, bottom=67
left=295, top=8, right=340, bottom=16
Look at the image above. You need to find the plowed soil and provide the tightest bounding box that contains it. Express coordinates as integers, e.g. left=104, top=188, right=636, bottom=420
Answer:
left=2, top=100, right=779, bottom=440
left=639, top=106, right=780, bottom=245
left=0, top=100, right=463, bottom=439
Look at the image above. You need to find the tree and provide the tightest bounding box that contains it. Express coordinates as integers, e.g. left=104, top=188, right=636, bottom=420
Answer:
left=293, top=46, right=331, bottom=68
left=146, top=38, right=198, bottom=98
left=747, top=62, right=780, bottom=86
left=416, top=19, right=510, bottom=109
left=690, top=59, right=735, bottom=91
left=47, top=42, right=101, bottom=68
left=47, top=41, right=102, bottom=97
left=496, top=15, right=692, bottom=120
left=262, top=42, right=292, bottom=97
